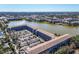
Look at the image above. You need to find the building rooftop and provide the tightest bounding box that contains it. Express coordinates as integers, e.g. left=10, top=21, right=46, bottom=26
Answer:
left=0, top=31, right=4, bottom=38
left=8, top=20, right=27, bottom=28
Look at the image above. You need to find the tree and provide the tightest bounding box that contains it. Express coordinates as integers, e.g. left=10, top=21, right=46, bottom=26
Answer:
left=54, top=46, right=75, bottom=54
left=71, top=35, right=79, bottom=48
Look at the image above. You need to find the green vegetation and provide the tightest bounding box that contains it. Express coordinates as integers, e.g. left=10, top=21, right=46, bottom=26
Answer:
left=36, top=21, right=50, bottom=24
left=53, top=35, right=79, bottom=54
left=73, top=35, right=79, bottom=41
left=49, top=15, right=78, bottom=18
left=3, top=47, right=11, bottom=53
left=0, top=23, right=2, bottom=27
left=9, top=18, right=33, bottom=22
left=54, top=46, right=74, bottom=54
left=9, top=43, right=16, bottom=53
left=71, top=35, right=79, bottom=48
left=0, top=44, right=10, bottom=53
left=0, top=21, right=15, bottom=54
left=0, top=44, right=4, bottom=54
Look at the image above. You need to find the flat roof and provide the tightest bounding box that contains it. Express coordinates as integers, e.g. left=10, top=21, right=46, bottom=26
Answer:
left=0, top=31, right=4, bottom=38
left=0, top=32, right=3, bottom=36
left=8, top=20, right=27, bottom=28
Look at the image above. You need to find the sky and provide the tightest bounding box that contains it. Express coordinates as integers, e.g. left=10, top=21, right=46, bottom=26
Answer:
left=0, top=4, right=79, bottom=12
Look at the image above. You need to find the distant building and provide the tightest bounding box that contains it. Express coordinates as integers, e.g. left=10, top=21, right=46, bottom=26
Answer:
left=0, top=16, right=8, bottom=22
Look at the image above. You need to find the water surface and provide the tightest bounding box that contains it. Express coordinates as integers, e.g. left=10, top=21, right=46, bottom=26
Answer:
left=8, top=20, right=79, bottom=36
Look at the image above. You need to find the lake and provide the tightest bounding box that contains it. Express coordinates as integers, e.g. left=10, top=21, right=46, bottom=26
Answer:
left=8, top=20, right=79, bottom=36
